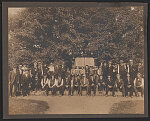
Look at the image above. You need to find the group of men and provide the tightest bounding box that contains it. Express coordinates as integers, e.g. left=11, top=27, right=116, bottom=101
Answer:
left=9, top=59, right=144, bottom=97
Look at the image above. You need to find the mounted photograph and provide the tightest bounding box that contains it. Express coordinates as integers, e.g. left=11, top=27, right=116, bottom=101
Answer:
left=3, top=2, right=148, bottom=118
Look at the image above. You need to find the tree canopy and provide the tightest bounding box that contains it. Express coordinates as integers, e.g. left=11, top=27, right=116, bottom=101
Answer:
left=8, top=6, right=144, bottom=69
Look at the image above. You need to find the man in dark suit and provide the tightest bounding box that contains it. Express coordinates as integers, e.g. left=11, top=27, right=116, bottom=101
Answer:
left=105, top=76, right=115, bottom=96
left=21, top=71, right=29, bottom=96
left=107, top=61, right=113, bottom=78
left=59, top=76, right=65, bottom=96
left=129, top=60, right=138, bottom=84
left=81, top=75, right=89, bottom=96
left=126, top=73, right=134, bottom=97
left=89, top=75, right=96, bottom=96
left=118, top=60, right=127, bottom=96
left=102, top=61, right=107, bottom=83
left=52, top=75, right=59, bottom=96
left=85, top=65, right=90, bottom=79
left=98, top=75, right=105, bottom=95
left=67, top=74, right=72, bottom=96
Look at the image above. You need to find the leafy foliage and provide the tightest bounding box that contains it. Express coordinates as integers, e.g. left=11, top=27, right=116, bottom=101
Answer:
left=8, top=6, right=144, bottom=69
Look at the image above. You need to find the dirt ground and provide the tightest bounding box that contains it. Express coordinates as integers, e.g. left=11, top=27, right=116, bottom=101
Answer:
left=9, top=91, right=144, bottom=115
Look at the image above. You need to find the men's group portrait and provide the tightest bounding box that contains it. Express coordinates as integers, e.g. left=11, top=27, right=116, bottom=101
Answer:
left=6, top=3, right=146, bottom=116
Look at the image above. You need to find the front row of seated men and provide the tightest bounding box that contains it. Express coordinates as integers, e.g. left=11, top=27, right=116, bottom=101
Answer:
left=42, top=72, right=144, bottom=97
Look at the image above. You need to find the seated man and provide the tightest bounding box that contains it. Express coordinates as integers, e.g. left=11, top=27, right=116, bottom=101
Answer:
left=126, top=73, right=134, bottom=97
left=77, top=74, right=82, bottom=96
left=89, top=75, right=96, bottom=96
left=41, top=75, right=49, bottom=96
left=73, top=75, right=79, bottom=95
left=70, top=75, right=75, bottom=96
left=134, top=73, right=144, bottom=97
left=98, top=75, right=105, bottom=95
left=105, top=76, right=115, bottom=97
left=81, top=75, right=89, bottom=96
left=52, top=75, right=59, bottom=96
left=59, top=76, right=65, bottom=96
left=115, top=74, right=125, bottom=97
left=48, top=75, right=55, bottom=95
left=66, top=75, right=71, bottom=96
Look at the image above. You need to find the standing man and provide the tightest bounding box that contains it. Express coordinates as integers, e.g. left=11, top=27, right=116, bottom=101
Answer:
left=21, top=70, right=29, bottom=96
left=119, top=60, right=127, bottom=96
left=98, top=62, right=103, bottom=76
left=15, top=66, right=21, bottom=96
left=81, top=75, right=89, bottom=96
left=9, top=67, right=17, bottom=97
left=85, top=65, right=90, bottom=80
left=102, top=61, right=107, bottom=82
left=37, top=62, right=43, bottom=90
left=138, top=61, right=144, bottom=78
left=128, top=59, right=138, bottom=92
left=70, top=75, right=75, bottom=96
left=67, top=74, right=72, bottom=96
left=107, top=61, right=113, bottom=79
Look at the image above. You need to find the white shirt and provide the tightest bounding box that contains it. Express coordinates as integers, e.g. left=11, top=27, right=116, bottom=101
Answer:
left=54, top=79, right=59, bottom=86
left=134, top=78, right=144, bottom=87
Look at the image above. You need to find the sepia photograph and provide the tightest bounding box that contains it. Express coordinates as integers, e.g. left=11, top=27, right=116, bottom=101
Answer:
left=3, top=2, right=148, bottom=118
